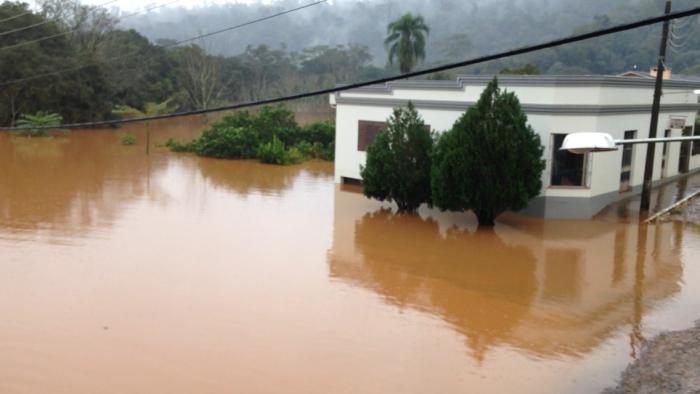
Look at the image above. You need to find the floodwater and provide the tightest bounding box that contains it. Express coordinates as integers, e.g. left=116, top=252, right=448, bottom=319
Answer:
left=1, top=119, right=699, bottom=394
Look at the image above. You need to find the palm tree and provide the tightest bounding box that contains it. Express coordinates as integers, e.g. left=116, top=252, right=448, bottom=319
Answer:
left=112, top=99, right=178, bottom=154
left=15, top=111, right=63, bottom=137
left=385, top=13, right=430, bottom=74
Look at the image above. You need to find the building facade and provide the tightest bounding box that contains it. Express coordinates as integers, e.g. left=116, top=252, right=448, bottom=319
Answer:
left=331, top=75, right=700, bottom=219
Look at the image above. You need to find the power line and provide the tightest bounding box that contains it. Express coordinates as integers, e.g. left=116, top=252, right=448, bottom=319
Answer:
left=669, top=15, right=695, bottom=51
left=0, top=0, right=181, bottom=52
left=0, top=0, right=118, bottom=37
left=3, top=4, right=700, bottom=132
left=0, top=0, right=327, bottom=87
left=0, top=8, right=36, bottom=24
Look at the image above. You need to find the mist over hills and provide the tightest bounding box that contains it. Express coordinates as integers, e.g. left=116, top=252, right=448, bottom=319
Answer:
left=117, top=0, right=700, bottom=75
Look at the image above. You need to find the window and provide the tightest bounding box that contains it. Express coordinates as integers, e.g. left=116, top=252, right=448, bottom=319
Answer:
left=693, top=127, right=700, bottom=156
left=550, top=134, right=586, bottom=187
left=357, top=121, right=387, bottom=151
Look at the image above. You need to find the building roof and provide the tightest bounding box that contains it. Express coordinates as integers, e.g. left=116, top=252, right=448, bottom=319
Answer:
left=343, top=74, right=700, bottom=95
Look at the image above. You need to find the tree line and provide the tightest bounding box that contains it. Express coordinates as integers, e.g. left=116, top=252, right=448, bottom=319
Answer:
left=3, top=0, right=700, bottom=128
left=0, top=0, right=384, bottom=126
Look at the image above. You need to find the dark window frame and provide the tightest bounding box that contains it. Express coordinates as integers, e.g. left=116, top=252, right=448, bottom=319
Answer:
left=550, top=133, right=588, bottom=188
left=357, top=120, right=387, bottom=151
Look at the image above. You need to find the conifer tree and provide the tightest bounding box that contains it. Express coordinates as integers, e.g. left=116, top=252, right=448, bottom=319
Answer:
left=361, top=102, right=434, bottom=213
left=431, top=78, right=545, bottom=226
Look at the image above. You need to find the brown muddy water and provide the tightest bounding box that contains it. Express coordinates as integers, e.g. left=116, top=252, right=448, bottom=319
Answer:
left=1, top=118, right=699, bottom=394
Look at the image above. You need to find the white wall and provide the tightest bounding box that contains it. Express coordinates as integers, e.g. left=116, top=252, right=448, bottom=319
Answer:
left=333, top=81, right=700, bottom=204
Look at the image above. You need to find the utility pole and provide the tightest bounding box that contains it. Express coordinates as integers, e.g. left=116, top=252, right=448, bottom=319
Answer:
left=640, top=0, right=672, bottom=212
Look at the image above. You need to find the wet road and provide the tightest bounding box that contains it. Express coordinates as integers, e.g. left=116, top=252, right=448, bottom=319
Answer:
left=0, top=123, right=699, bottom=394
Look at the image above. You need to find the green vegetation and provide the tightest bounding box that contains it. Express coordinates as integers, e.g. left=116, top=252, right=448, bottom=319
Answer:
left=166, top=105, right=335, bottom=165
left=120, top=133, right=137, bottom=145
left=431, top=78, right=545, bottom=226
left=0, top=1, right=381, bottom=128
left=385, top=13, right=430, bottom=74
left=499, top=64, right=541, bottom=75
left=361, top=81, right=543, bottom=224
left=257, top=136, right=304, bottom=165
left=15, top=112, right=63, bottom=137
left=360, top=103, right=434, bottom=213
left=3, top=0, right=700, bottom=130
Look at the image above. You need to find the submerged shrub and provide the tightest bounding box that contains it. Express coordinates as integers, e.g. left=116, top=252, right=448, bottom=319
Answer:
left=320, top=142, right=335, bottom=161
left=120, top=133, right=137, bottom=145
left=295, top=141, right=314, bottom=158
left=257, top=136, right=305, bottom=165
left=164, top=138, right=193, bottom=152
left=300, top=121, right=335, bottom=161
left=299, top=121, right=334, bottom=147
left=360, top=102, right=434, bottom=213
left=285, top=147, right=305, bottom=164
left=15, top=111, right=63, bottom=137
left=253, top=105, right=301, bottom=145
left=191, top=126, right=259, bottom=159
left=164, top=104, right=336, bottom=165
left=431, top=78, right=545, bottom=226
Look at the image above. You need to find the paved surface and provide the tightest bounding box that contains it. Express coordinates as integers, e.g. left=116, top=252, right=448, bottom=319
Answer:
left=603, top=323, right=700, bottom=394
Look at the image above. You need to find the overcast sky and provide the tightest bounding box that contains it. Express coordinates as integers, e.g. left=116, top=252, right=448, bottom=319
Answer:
left=31, top=0, right=278, bottom=13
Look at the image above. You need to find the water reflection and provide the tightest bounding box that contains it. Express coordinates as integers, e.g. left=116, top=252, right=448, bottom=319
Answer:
left=328, top=187, right=684, bottom=361
left=348, top=209, right=537, bottom=363
left=196, top=158, right=333, bottom=197
left=0, top=132, right=163, bottom=241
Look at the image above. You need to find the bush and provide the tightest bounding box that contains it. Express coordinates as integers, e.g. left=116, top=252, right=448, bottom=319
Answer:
left=257, top=136, right=304, bottom=165
left=295, top=141, right=332, bottom=160
left=191, top=126, right=259, bottom=159
left=295, top=141, right=315, bottom=157
left=213, top=110, right=255, bottom=130
left=320, top=142, right=335, bottom=161
left=360, top=102, right=434, bottom=213
left=285, top=147, right=305, bottom=164
left=252, top=105, right=301, bottom=146
left=257, top=136, right=287, bottom=164
left=299, top=121, right=334, bottom=147
left=120, top=133, right=137, bottom=145
left=431, top=78, right=545, bottom=226
left=164, top=105, right=336, bottom=165
left=164, top=138, right=193, bottom=152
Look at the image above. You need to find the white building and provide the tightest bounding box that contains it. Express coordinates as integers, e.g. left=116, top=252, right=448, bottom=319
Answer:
left=330, top=75, right=700, bottom=219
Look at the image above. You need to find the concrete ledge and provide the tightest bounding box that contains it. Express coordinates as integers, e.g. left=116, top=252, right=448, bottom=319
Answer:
left=522, top=168, right=700, bottom=219
left=334, top=96, right=700, bottom=116
left=343, top=74, right=700, bottom=94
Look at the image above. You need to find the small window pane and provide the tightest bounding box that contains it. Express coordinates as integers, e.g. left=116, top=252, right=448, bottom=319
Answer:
left=358, top=121, right=387, bottom=151
left=551, top=134, right=585, bottom=187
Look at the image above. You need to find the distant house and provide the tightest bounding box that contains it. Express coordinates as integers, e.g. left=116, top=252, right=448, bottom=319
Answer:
left=330, top=75, right=700, bottom=219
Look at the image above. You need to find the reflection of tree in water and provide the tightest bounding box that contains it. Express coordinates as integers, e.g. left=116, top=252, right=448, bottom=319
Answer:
left=345, top=209, right=538, bottom=362
left=196, top=158, right=333, bottom=197
left=0, top=133, right=162, bottom=239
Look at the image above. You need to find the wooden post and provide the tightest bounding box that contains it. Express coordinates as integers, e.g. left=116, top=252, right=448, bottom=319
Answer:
left=640, top=0, right=672, bottom=213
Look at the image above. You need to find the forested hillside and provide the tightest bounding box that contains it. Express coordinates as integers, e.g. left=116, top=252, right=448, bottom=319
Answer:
left=1, top=0, right=699, bottom=126
left=121, top=0, right=700, bottom=74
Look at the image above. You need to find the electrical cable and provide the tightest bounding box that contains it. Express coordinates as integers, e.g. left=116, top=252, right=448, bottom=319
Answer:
left=669, top=20, right=695, bottom=51
left=0, top=0, right=118, bottom=37
left=0, top=0, right=181, bottom=52
left=0, top=0, right=328, bottom=86
left=0, top=8, right=36, bottom=24
left=3, top=5, right=700, bottom=131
